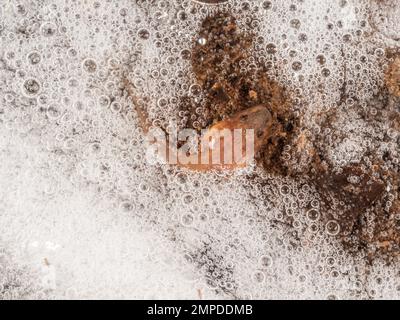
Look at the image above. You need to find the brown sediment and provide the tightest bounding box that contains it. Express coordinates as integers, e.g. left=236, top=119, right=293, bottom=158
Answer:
left=125, top=10, right=400, bottom=261
left=385, top=50, right=400, bottom=131
left=183, top=11, right=400, bottom=261
left=385, top=56, right=400, bottom=98
left=353, top=52, right=400, bottom=261
left=188, top=12, right=297, bottom=176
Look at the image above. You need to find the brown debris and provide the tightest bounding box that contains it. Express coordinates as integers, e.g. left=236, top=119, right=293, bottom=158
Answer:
left=316, top=166, right=386, bottom=235
left=188, top=12, right=297, bottom=176
left=385, top=56, right=400, bottom=97
left=184, top=12, right=400, bottom=261
left=125, top=11, right=400, bottom=261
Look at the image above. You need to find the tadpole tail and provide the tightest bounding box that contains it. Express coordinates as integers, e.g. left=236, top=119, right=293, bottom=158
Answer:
left=123, top=77, right=152, bottom=134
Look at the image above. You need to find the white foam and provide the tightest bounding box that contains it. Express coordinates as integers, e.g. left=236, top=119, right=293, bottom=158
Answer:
left=1, top=0, right=399, bottom=300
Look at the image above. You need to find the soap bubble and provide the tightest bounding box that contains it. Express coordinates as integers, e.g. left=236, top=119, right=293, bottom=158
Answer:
left=22, top=78, right=41, bottom=97
left=27, top=51, right=41, bottom=65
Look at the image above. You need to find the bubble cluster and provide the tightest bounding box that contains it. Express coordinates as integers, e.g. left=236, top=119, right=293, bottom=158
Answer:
left=1, top=0, right=400, bottom=300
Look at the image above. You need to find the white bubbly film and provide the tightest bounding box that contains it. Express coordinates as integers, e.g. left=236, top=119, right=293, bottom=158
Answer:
left=1, top=0, right=400, bottom=299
